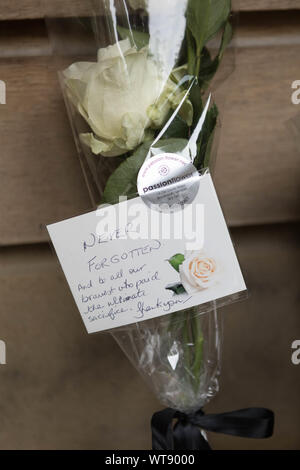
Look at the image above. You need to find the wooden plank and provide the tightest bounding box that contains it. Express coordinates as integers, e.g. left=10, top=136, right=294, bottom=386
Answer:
left=0, top=20, right=50, bottom=58
left=0, top=57, right=92, bottom=245
left=207, top=223, right=300, bottom=450
left=0, top=16, right=300, bottom=244
left=0, top=0, right=299, bottom=21
left=0, top=243, right=159, bottom=449
left=213, top=13, right=300, bottom=226
left=235, top=10, right=300, bottom=47
left=237, top=0, right=300, bottom=11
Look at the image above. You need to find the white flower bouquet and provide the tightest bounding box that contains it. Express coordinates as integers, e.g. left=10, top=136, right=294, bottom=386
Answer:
left=47, top=0, right=274, bottom=450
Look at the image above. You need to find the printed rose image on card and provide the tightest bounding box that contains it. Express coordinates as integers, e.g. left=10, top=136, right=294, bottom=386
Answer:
left=167, top=251, right=220, bottom=295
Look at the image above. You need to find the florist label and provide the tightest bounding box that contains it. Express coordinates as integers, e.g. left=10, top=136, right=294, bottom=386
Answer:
left=47, top=173, right=246, bottom=333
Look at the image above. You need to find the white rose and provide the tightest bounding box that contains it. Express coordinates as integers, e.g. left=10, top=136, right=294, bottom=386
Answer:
left=179, top=251, right=219, bottom=294
left=63, top=39, right=192, bottom=157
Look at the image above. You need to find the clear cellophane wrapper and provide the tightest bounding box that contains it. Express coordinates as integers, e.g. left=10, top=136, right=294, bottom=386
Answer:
left=111, top=304, right=223, bottom=413
left=46, top=0, right=238, bottom=413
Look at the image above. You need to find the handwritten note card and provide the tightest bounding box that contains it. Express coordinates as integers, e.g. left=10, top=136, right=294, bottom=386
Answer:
left=47, top=174, right=246, bottom=333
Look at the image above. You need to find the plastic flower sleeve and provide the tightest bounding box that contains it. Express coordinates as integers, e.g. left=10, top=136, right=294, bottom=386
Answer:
left=45, top=0, right=251, bottom=443
left=46, top=0, right=234, bottom=205
left=111, top=304, right=222, bottom=413
left=46, top=0, right=234, bottom=399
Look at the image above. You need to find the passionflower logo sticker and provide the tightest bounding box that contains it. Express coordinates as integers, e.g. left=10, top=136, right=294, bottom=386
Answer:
left=137, top=152, right=200, bottom=212
left=166, top=251, right=219, bottom=295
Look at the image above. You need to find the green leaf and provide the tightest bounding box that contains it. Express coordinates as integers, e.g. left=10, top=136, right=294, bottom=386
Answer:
left=189, top=84, right=203, bottom=127
left=166, top=283, right=187, bottom=295
left=102, top=142, right=151, bottom=203
left=186, top=27, right=197, bottom=76
left=202, top=118, right=218, bottom=168
left=198, top=21, right=233, bottom=88
left=117, top=25, right=149, bottom=49
left=187, top=0, right=211, bottom=53
left=217, top=20, right=233, bottom=61
left=163, top=116, right=189, bottom=140
left=186, top=0, right=231, bottom=75
left=205, top=0, right=231, bottom=43
left=151, top=138, right=188, bottom=155
left=200, top=46, right=213, bottom=71
left=194, top=104, right=219, bottom=169
left=168, top=253, right=185, bottom=272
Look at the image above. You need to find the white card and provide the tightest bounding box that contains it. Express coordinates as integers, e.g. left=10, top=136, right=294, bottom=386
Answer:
left=47, top=173, right=246, bottom=333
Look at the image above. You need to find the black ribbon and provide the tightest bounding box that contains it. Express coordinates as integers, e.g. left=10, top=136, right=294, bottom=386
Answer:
left=152, top=407, right=274, bottom=450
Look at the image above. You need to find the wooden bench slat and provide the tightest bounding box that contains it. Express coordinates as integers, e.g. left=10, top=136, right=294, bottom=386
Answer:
left=237, top=0, right=300, bottom=11
left=0, top=243, right=159, bottom=449
left=0, top=20, right=50, bottom=58
left=0, top=57, right=92, bottom=245
left=0, top=1, right=300, bottom=21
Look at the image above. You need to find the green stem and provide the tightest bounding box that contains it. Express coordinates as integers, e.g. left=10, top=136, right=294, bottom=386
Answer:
left=183, top=311, right=191, bottom=374
left=191, top=312, right=204, bottom=392
left=186, top=29, right=196, bottom=76
left=168, top=309, right=204, bottom=394
left=195, top=45, right=202, bottom=78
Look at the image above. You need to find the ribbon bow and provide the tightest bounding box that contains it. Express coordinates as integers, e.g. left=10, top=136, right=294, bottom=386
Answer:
left=152, top=407, right=274, bottom=450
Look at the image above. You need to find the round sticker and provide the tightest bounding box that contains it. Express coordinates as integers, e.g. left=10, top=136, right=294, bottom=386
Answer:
left=137, top=153, right=200, bottom=212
